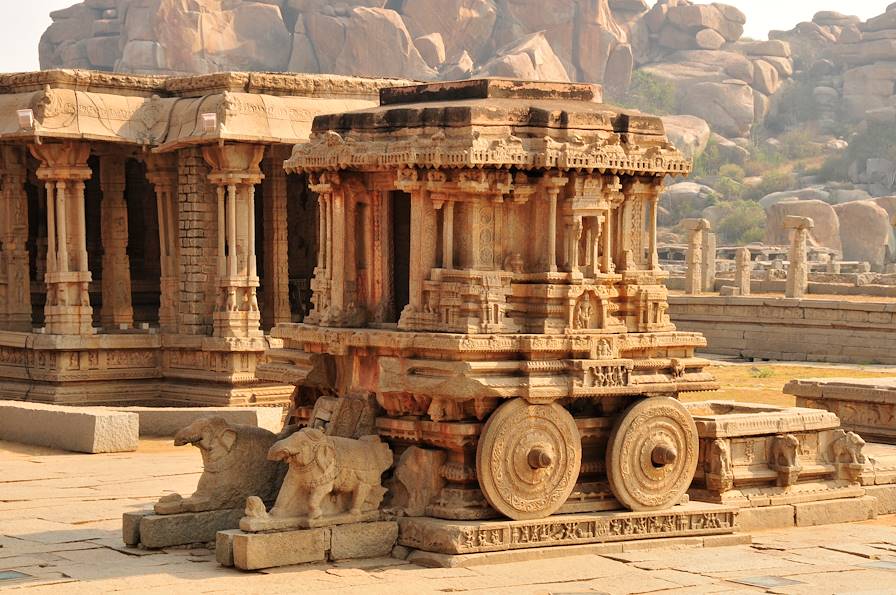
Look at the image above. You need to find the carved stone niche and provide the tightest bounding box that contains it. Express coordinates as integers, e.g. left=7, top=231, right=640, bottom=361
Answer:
left=240, top=428, right=393, bottom=531
left=154, top=418, right=288, bottom=515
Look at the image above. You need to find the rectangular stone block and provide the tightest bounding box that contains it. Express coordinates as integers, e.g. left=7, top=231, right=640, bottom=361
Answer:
left=122, top=510, right=151, bottom=546
left=734, top=505, right=794, bottom=531
left=330, top=521, right=398, bottom=560
left=0, top=400, right=138, bottom=453
left=794, top=496, right=876, bottom=527
left=138, top=508, right=244, bottom=549
left=215, top=529, right=242, bottom=567
left=114, top=406, right=283, bottom=436
left=865, top=485, right=896, bottom=516
left=232, top=528, right=330, bottom=570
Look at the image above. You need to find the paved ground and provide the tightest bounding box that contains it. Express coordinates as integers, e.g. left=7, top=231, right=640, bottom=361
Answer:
left=2, top=439, right=896, bottom=594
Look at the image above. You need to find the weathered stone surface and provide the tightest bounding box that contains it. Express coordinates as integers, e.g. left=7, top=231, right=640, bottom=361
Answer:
left=765, top=199, right=842, bottom=253
left=387, top=446, right=447, bottom=517
left=138, top=508, right=245, bottom=549
left=398, top=504, right=738, bottom=554
left=695, top=28, right=725, bottom=50
left=735, top=505, right=794, bottom=531
left=122, top=511, right=150, bottom=546
left=786, top=378, right=896, bottom=444
left=793, top=496, right=876, bottom=527
left=661, top=114, right=711, bottom=159
left=865, top=484, right=896, bottom=515
left=833, top=200, right=894, bottom=267
left=330, top=521, right=398, bottom=560
left=232, top=527, right=330, bottom=570
left=153, top=418, right=287, bottom=515
left=215, top=529, right=241, bottom=567
left=679, top=80, right=755, bottom=138
left=0, top=401, right=138, bottom=453
left=240, top=428, right=392, bottom=532
left=402, top=0, right=497, bottom=60
left=414, top=32, right=446, bottom=68
left=476, top=32, right=571, bottom=81
left=306, top=8, right=436, bottom=79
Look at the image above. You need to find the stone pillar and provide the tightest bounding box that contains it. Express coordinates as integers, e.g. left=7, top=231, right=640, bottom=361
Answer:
left=98, top=154, right=134, bottom=329
left=145, top=154, right=179, bottom=334
left=262, top=146, right=291, bottom=329
left=542, top=174, right=567, bottom=273
left=735, top=247, right=751, bottom=296
left=29, top=142, right=94, bottom=335
left=0, top=147, right=32, bottom=331
left=442, top=199, right=454, bottom=270
left=681, top=218, right=710, bottom=296
left=202, top=144, right=265, bottom=339
left=701, top=229, right=717, bottom=292
left=785, top=216, right=814, bottom=299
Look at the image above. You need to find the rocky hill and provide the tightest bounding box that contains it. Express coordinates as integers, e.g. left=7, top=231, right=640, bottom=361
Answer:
left=41, top=0, right=794, bottom=138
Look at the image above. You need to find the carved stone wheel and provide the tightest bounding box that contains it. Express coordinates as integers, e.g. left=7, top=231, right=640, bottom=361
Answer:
left=475, top=399, right=581, bottom=521
left=606, top=397, right=698, bottom=512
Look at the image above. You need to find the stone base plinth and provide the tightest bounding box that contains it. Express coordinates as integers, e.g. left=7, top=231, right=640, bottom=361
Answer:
left=786, top=378, right=896, bottom=443
left=123, top=508, right=244, bottom=549
left=217, top=521, right=398, bottom=570
left=397, top=503, right=738, bottom=556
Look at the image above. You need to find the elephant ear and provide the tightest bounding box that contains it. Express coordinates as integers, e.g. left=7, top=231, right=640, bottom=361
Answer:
left=315, top=441, right=336, bottom=474
left=220, top=428, right=237, bottom=453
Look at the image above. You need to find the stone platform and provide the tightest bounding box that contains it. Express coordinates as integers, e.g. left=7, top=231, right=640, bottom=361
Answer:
left=397, top=502, right=739, bottom=556
left=786, top=377, right=896, bottom=443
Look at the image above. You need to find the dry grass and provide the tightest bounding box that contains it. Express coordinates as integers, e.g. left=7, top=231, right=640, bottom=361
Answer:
left=681, top=362, right=896, bottom=407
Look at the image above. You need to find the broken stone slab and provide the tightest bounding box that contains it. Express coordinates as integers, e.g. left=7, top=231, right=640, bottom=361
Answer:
left=129, top=508, right=245, bottom=549
left=112, top=406, right=283, bottom=436
left=0, top=400, right=138, bottom=453
left=398, top=503, right=738, bottom=555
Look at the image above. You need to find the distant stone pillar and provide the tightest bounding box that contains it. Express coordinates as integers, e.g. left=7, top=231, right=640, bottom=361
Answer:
left=145, top=153, right=179, bottom=334
left=262, top=146, right=291, bottom=329
left=0, top=147, right=32, bottom=331
left=30, top=142, right=94, bottom=335
left=681, top=218, right=710, bottom=296
left=785, top=216, right=814, bottom=299
left=735, top=247, right=752, bottom=296
left=702, top=229, right=717, bottom=292
left=202, top=144, right=265, bottom=339
left=99, top=154, right=134, bottom=329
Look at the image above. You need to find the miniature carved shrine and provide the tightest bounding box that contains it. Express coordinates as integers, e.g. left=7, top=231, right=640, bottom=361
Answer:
left=259, top=78, right=730, bottom=548
left=0, top=70, right=402, bottom=406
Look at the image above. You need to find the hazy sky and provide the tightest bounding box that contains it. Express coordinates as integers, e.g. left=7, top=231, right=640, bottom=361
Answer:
left=0, top=0, right=892, bottom=73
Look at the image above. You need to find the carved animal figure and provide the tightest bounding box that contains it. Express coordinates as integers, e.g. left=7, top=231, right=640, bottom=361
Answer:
left=264, top=428, right=392, bottom=520
left=154, top=417, right=287, bottom=514
left=830, top=429, right=866, bottom=465
left=769, top=433, right=802, bottom=487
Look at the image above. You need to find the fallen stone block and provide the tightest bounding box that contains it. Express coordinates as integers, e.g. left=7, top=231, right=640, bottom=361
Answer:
left=231, top=527, right=331, bottom=570
left=137, top=508, right=244, bottom=549
left=216, top=529, right=241, bottom=567
left=122, top=510, right=151, bottom=546
left=114, top=406, right=283, bottom=436
left=0, top=400, right=138, bottom=453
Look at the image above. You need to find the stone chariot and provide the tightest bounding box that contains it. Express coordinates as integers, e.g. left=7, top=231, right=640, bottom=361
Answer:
left=261, top=79, right=718, bottom=524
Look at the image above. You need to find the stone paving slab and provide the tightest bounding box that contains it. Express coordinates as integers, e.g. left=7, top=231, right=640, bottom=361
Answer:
left=2, top=440, right=896, bottom=593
